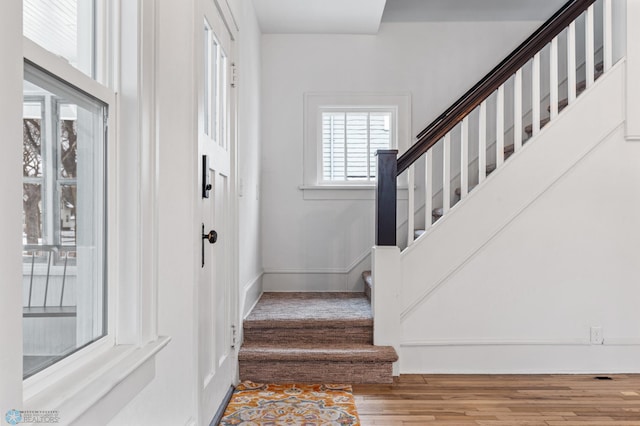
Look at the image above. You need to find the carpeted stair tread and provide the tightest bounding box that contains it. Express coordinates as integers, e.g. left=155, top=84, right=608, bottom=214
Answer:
left=240, top=292, right=396, bottom=384
left=239, top=343, right=398, bottom=363
left=244, top=292, right=372, bottom=329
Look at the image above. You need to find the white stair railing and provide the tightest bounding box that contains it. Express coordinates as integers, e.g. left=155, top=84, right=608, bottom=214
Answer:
left=399, top=0, right=619, bottom=250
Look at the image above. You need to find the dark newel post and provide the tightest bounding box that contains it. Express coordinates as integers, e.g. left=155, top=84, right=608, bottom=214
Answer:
left=375, top=149, right=398, bottom=246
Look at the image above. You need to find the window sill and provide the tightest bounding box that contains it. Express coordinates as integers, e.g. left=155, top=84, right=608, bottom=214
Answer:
left=299, top=185, right=409, bottom=200
left=24, top=336, right=171, bottom=425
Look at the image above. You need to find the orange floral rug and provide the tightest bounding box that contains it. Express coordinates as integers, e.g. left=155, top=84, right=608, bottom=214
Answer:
left=219, top=382, right=360, bottom=425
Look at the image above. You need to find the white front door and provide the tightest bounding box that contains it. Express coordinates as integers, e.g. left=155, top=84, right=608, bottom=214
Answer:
left=197, top=2, right=237, bottom=423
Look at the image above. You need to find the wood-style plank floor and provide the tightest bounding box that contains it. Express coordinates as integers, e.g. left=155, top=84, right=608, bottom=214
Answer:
left=352, top=374, right=640, bottom=425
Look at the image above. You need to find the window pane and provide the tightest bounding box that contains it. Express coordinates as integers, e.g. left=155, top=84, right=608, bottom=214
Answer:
left=23, top=101, right=43, bottom=178
left=346, top=113, right=369, bottom=180
left=204, top=23, right=210, bottom=136
left=23, top=63, right=107, bottom=379
left=23, top=183, right=43, bottom=245
left=369, top=112, right=392, bottom=179
left=23, top=0, right=95, bottom=76
left=322, top=113, right=345, bottom=181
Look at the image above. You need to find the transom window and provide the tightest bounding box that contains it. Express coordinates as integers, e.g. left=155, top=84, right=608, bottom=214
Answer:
left=321, top=110, right=393, bottom=182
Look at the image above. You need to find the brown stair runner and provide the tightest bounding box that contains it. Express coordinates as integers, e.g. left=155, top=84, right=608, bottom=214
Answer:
left=239, top=292, right=397, bottom=384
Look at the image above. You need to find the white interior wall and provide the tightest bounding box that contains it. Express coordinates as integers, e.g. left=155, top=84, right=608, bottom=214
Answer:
left=260, top=20, right=546, bottom=291
left=235, top=0, right=264, bottom=318
left=0, top=0, right=25, bottom=411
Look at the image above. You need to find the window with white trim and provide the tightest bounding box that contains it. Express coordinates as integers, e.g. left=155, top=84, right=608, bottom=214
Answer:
left=21, top=0, right=110, bottom=380
left=321, top=109, right=393, bottom=182
left=303, top=93, right=411, bottom=195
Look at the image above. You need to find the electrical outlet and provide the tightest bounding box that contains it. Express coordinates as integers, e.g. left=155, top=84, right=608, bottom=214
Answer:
left=590, top=326, right=604, bottom=345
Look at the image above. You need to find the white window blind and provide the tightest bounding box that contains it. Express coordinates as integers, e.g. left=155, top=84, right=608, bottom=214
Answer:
left=321, top=111, right=392, bottom=182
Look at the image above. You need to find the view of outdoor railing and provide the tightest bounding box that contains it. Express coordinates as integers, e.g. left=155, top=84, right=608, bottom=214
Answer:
left=23, top=244, right=77, bottom=316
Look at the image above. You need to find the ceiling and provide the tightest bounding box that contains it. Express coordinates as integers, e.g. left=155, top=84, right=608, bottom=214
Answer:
left=252, top=0, right=387, bottom=35
left=252, top=0, right=567, bottom=34
left=382, top=0, right=567, bottom=23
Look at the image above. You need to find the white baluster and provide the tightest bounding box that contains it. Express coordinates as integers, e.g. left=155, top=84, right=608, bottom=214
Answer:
left=496, top=85, right=504, bottom=167
left=407, top=165, right=415, bottom=246
left=550, top=36, right=559, bottom=120
left=442, top=133, right=451, bottom=215
left=603, top=0, right=613, bottom=72
left=586, top=4, right=595, bottom=88
left=478, top=101, right=487, bottom=184
left=460, top=117, right=469, bottom=198
left=568, top=21, right=577, bottom=104
left=514, top=69, right=522, bottom=151
left=532, top=52, right=541, bottom=136
left=425, top=150, right=433, bottom=229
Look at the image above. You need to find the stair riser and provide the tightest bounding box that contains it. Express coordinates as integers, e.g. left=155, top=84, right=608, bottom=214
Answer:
left=243, top=327, right=373, bottom=345
left=240, top=361, right=393, bottom=384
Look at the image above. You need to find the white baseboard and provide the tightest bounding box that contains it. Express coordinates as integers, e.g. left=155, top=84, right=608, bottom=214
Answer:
left=400, top=343, right=640, bottom=374
left=241, top=273, right=263, bottom=319
left=262, top=272, right=366, bottom=292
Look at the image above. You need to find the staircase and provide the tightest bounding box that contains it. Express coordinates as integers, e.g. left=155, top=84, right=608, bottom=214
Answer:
left=238, top=292, right=398, bottom=383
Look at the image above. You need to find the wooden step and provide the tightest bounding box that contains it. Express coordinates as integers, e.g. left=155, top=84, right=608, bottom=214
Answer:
left=239, top=344, right=398, bottom=384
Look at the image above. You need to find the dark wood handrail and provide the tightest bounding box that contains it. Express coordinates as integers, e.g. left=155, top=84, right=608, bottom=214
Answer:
left=397, top=0, right=596, bottom=175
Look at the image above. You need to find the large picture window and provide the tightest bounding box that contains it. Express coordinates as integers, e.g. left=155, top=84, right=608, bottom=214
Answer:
left=22, top=63, right=107, bottom=378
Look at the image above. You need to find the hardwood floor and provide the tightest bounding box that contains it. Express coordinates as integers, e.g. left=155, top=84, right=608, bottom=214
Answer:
left=352, top=374, right=640, bottom=425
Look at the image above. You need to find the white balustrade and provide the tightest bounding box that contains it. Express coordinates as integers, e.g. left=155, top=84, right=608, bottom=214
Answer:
left=568, top=21, right=577, bottom=104
left=532, top=52, right=541, bottom=136
left=401, top=0, right=617, bottom=245
left=407, top=165, right=415, bottom=246
left=550, top=37, right=559, bottom=120
left=460, top=117, right=469, bottom=198
left=514, top=69, right=522, bottom=151
left=496, top=85, right=505, bottom=167
left=603, top=0, right=613, bottom=72
left=586, top=4, right=595, bottom=88
left=442, top=133, right=451, bottom=214
left=478, top=101, right=487, bottom=184
left=424, top=150, right=433, bottom=230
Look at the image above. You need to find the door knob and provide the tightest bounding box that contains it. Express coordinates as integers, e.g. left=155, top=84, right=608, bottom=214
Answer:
left=203, top=229, right=217, bottom=244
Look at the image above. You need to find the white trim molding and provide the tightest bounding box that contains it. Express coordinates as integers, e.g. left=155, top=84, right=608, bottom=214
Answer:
left=25, top=337, right=170, bottom=425
left=400, top=343, right=640, bottom=374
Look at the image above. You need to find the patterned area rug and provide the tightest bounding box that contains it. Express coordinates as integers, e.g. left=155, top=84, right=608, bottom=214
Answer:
left=219, top=382, right=360, bottom=425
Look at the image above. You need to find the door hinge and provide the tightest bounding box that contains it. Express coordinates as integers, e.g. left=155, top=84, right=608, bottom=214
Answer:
left=231, top=325, right=237, bottom=349
left=231, top=62, right=238, bottom=88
